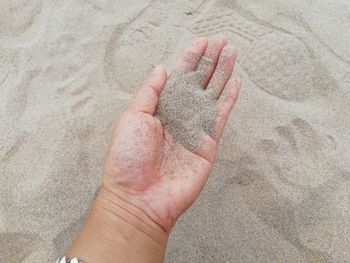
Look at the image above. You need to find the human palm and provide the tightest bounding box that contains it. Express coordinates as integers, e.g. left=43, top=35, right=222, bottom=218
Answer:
left=103, top=36, right=241, bottom=233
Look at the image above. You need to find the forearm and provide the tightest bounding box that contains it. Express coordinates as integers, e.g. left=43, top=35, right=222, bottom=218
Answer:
left=67, top=187, right=168, bottom=263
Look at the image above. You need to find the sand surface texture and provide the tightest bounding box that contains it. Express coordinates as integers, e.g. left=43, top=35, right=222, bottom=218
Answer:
left=1, top=0, right=350, bottom=262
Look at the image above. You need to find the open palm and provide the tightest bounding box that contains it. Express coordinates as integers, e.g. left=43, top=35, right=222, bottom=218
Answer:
left=102, top=36, right=241, bottom=233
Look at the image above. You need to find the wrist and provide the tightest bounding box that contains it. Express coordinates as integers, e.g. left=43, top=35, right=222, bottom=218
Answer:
left=67, top=186, right=168, bottom=263
left=97, top=185, right=169, bottom=246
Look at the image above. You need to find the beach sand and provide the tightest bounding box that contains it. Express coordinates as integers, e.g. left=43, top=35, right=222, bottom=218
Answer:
left=1, top=0, right=350, bottom=262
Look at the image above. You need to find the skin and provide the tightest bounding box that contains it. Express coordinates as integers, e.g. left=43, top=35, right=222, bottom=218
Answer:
left=67, top=35, right=241, bottom=263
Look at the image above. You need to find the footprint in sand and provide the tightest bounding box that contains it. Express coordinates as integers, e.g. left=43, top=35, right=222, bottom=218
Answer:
left=104, top=2, right=200, bottom=93
left=105, top=22, right=169, bottom=92
left=191, top=8, right=335, bottom=101
left=299, top=0, right=350, bottom=63
left=105, top=10, right=171, bottom=92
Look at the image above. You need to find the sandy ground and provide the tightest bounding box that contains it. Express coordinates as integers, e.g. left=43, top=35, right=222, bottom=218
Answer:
left=1, top=0, right=350, bottom=262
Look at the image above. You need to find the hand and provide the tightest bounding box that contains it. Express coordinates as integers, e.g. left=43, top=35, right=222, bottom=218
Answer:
left=103, top=35, right=241, bottom=231
left=68, top=36, right=241, bottom=263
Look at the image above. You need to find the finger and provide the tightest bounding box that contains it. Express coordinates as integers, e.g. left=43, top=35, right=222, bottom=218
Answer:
left=195, top=35, right=227, bottom=88
left=127, top=65, right=167, bottom=114
left=215, top=75, right=242, bottom=141
left=206, top=45, right=237, bottom=99
left=175, top=37, right=208, bottom=71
